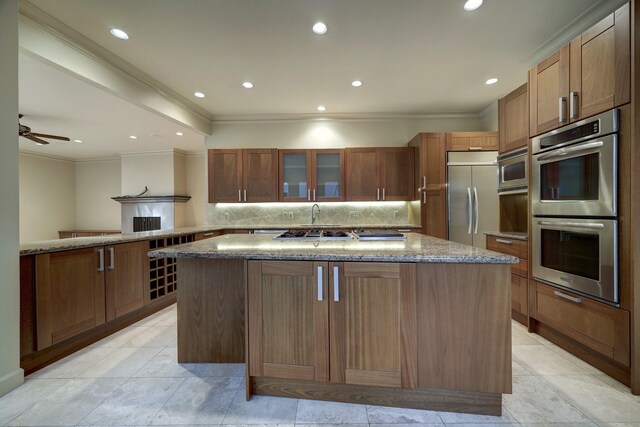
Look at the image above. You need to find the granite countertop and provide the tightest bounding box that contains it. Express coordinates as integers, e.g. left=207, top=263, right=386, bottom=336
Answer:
left=19, top=224, right=421, bottom=256
left=149, top=233, right=518, bottom=264
left=484, top=231, right=529, bottom=241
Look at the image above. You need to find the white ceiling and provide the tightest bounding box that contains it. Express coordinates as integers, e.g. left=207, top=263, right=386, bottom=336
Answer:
left=19, top=0, right=615, bottom=158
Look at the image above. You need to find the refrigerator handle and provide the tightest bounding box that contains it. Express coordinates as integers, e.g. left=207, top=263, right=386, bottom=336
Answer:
left=473, top=187, right=479, bottom=234
left=467, top=187, right=472, bottom=235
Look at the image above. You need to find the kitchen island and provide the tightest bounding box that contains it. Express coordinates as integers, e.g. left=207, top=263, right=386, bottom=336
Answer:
left=150, top=232, right=518, bottom=415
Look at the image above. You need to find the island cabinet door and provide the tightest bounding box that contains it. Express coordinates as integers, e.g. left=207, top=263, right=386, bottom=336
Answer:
left=248, top=260, right=329, bottom=382
left=105, top=241, right=148, bottom=321
left=328, top=262, right=417, bottom=389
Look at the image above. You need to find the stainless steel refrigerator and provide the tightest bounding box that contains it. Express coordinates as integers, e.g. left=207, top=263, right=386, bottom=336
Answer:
left=447, top=151, right=499, bottom=249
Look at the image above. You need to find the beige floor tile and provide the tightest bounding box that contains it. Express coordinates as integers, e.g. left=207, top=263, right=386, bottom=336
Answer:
left=512, top=345, right=591, bottom=376
left=88, top=326, right=150, bottom=348
left=296, top=399, right=369, bottom=424
left=0, top=379, right=69, bottom=425
left=122, top=324, right=177, bottom=348
left=438, top=407, right=518, bottom=424
left=28, top=347, right=117, bottom=379
left=79, top=377, right=185, bottom=426
left=511, top=327, right=541, bottom=346
left=366, top=405, right=442, bottom=424
left=78, top=347, right=162, bottom=378
left=8, top=378, right=125, bottom=426
left=223, top=392, right=298, bottom=424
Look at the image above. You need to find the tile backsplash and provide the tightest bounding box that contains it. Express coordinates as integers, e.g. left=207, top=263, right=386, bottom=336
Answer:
left=206, top=201, right=420, bottom=227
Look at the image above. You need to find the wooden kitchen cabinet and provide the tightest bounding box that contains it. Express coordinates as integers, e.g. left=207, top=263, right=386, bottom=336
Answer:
left=499, top=83, right=529, bottom=153
left=446, top=132, right=498, bottom=152
left=529, top=2, right=629, bottom=137
left=35, top=247, right=106, bottom=349
left=531, top=280, right=630, bottom=367
left=345, top=147, right=414, bottom=201
left=279, top=149, right=345, bottom=202
left=105, top=241, right=148, bottom=322
left=486, top=234, right=529, bottom=325
left=208, top=149, right=278, bottom=203
left=248, top=260, right=329, bottom=381
left=408, top=133, right=447, bottom=239
left=329, top=262, right=416, bottom=388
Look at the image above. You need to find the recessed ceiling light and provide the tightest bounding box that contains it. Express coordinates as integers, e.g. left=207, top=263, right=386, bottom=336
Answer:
left=109, top=28, right=129, bottom=40
left=317, top=105, right=326, bottom=112
left=485, top=78, right=498, bottom=85
left=194, top=92, right=206, bottom=98
left=463, top=0, right=483, bottom=11
left=312, top=22, right=328, bottom=35
left=351, top=80, right=363, bottom=87
left=176, top=132, right=184, bottom=136
left=73, top=139, right=83, bottom=143
left=242, top=82, right=254, bottom=89
left=129, top=135, right=138, bottom=140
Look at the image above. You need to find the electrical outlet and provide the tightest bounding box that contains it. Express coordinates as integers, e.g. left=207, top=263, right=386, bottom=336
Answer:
left=288, top=212, right=294, bottom=219
left=224, top=211, right=230, bottom=220
left=393, top=210, right=399, bottom=218
left=349, top=210, right=359, bottom=218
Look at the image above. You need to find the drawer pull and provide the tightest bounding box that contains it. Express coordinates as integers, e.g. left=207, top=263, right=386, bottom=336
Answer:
left=554, top=290, right=582, bottom=304
left=202, top=232, right=214, bottom=237
left=495, top=238, right=513, bottom=245
left=317, top=265, right=323, bottom=301
left=333, top=266, right=339, bottom=302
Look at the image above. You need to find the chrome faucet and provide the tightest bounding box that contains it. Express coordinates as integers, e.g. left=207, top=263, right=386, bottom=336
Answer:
left=311, top=203, right=320, bottom=225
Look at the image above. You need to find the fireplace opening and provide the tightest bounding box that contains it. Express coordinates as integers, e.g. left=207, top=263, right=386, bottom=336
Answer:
left=133, top=216, right=161, bottom=232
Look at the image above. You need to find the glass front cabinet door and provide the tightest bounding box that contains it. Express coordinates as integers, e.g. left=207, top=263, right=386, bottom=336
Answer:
left=279, top=149, right=344, bottom=202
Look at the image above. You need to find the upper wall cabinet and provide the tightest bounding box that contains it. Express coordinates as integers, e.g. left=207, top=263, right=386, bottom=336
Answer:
left=208, top=149, right=278, bottom=203
left=279, top=149, right=345, bottom=202
left=498, top=83, right=529, bottom=154
left=346, top=147, right=415, bottom=201
left=529, top=2, right=629, bottom=137
left=446, top=132, right=498, bottom=152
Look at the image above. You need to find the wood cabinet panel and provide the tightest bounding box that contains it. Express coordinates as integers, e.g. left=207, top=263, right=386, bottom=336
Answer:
left=208, top=149, right=243, bottom=203
left=248, top=261, right=329, bottom=382
left=380, top=147, right=415, bottom=200
left=499, top=83, right=529, bottom=153
left=35, top=248, right=105, bottom=349
left=243, top=149, right=278, bottom=202
left=345, top=148, right=380, bottom=201
left=447, top=132, right=498, bottom=151
left=486, top=236, right=527, bottom=259
left=409, top=133, right=447, bottom=239
left=532, top=281, right=630, bottom=367
left=529, top=46, right=570, bottom=137
left=511, top=274, right=528, bottom=318
left=416, top=263, right=511, bottom=394
left=330, top=262, right=416, bottom=389
left=105, top=241, right=147, bottom=321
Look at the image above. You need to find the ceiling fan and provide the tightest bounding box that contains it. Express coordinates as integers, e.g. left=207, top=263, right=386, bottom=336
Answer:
left=19, top=114, right=70, bottom=145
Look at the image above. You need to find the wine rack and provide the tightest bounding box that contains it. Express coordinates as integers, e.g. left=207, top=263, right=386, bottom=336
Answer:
left=148, top=234, right=194, bottom=301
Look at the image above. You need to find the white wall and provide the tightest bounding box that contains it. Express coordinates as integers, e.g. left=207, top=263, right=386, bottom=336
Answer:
left=19, top=153, right=76, bottom=242
left=206, top=116, right=485, bottom=149
left=121, top=152, right=175, bottom=196
left=75, top=159, right=121, bottom=230
left=479, top=102, right=499, bottom=132
left=185, top=153, right=206, bottom=226
left=0, top=0, right=23, bottom=397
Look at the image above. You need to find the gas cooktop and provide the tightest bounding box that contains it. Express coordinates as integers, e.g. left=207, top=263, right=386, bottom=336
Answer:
left=273, top=229, right=354, bottom=240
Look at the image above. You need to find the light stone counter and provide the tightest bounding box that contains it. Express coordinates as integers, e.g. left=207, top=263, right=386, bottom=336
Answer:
left=149, top=232, right=518, bottom=264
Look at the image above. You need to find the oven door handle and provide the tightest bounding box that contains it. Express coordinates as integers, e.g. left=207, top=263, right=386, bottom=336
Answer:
left=537, top=221, right=605, bottom=229
left=536, top=141, right=603, bottom=161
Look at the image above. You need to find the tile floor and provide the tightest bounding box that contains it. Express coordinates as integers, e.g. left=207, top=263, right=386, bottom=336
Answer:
left=2, top=304, right=640, bottom=426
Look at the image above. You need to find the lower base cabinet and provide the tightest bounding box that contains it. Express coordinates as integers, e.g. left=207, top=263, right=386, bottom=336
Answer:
left=106, top=241, right=148, bottom=321
left=247, top=260, right=511, bottom=395
left=531, top=280, right=630, bottom=367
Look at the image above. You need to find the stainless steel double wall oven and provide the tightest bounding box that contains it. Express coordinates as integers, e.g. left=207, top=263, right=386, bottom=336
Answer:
left=531, top=109, right=619, bottom=305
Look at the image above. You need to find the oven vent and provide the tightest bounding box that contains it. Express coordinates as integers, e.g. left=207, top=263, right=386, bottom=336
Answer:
left=133, top=216, right=161, bottom=232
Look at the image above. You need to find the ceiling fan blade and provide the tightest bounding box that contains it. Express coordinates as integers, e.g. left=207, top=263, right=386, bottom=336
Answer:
left=29, top=132, right=70, bottom=141
left=24, top=135, right=50, bottom=145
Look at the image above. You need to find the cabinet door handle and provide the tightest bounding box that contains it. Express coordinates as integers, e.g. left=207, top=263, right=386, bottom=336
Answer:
left=203, top=232, right=214, bottom=237
left=569, top=91, right=579, bottom=119
left=422, top=176, right=427, bottom=205
left=98, top=248, right=104, bottom=272
left=313, top=189, right=316, bottom=201
left=108, top=247, right=115, bottom=270
left=333, top=266, right=339, bottom=302
left=467, top=188, right=472, bottom=235
left=238, top=189, right=242, bottom=202
left=473, top=187, right=479, bottom=234
left=377, top=188, right=380, bottom=201
left=308, top=189, right=311, bottom=201
left=496, top=238, right=513, bottom=245
left=382, top=188, right=386, bottom=201
left=317, top=265, right=323, bottom=301
left=243, top=189, right=247, bottom=202
left=559, top=97, right=567, bottom=123
left=468, top=146, right=482, bottom=151
left=554, top=290, right=582, bottom=304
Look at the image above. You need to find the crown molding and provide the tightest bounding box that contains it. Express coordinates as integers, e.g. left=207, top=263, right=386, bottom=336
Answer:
left=19, top=0, right=213, bottom=135
left=73, top=156, right=121, bottom=163
left=527, top=0, right=628, bottom=66
left=19, top=149, right=75, bottom=163
left=211, top=111, right=481, bottom=124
